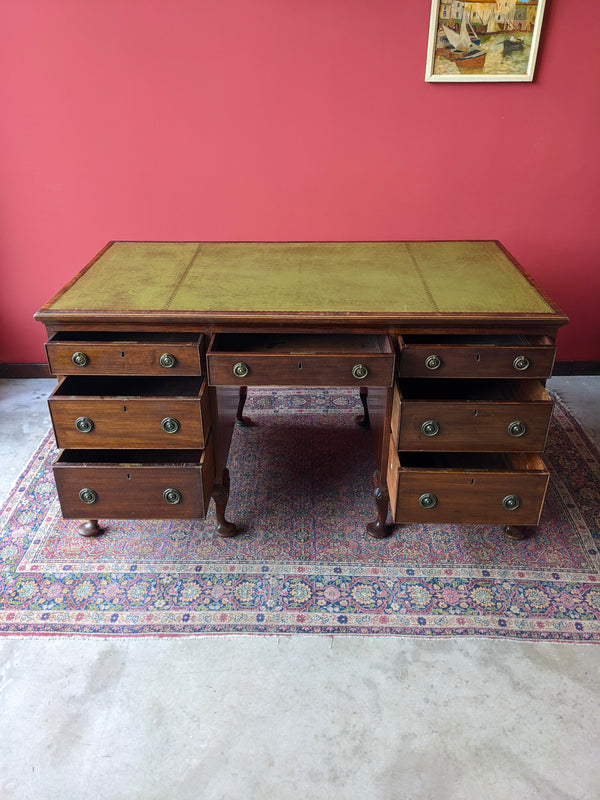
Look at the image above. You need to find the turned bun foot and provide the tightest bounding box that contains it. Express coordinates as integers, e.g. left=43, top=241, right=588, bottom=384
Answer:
left=78, top=519, right=103, bottom=537
left=503, top=525, right=536, bottom=540
left=215, top=520, right=238, bottom=537
left=366, top=520, right=392, bottom=539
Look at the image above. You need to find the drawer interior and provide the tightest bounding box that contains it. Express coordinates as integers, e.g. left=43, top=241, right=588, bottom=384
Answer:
left=209, top=332, right=393, bottom=355
left=398, top=452, right=547, bottom=472
left=397, top=379, right=551, bottom=402
left=47, top=332, right=203, bottom=345
left=399, top=334, right=552, bottom=347
left=51, top=376, right=204, bottom=398
left=55, top=449, right=205, bottom=466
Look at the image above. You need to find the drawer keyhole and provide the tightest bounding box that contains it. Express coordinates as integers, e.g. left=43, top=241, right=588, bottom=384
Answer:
left=298, top=362, right=302, bottom=369
left=475, top=353, right=481, bottom=362
left=121, top=351, right=126, bottom=358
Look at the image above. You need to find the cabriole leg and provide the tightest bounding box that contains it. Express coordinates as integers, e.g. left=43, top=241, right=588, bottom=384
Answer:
left=355, top=387, right=370, bottom=428
left=236, top=385, right=251, bottom=427
left=366, top=470, right=392, bottom=538
left=212, top=468, right=237, bottom=537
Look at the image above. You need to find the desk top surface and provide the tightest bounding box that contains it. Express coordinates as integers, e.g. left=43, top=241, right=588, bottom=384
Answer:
left=37, top=241, right=565, bottom=325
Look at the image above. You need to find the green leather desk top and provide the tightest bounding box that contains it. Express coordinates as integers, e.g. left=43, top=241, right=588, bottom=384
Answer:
left=39, top=241, right=564, bottom=322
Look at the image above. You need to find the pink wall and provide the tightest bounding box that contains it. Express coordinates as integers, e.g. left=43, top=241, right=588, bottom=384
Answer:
left=1, top=0, right=598, bottom=363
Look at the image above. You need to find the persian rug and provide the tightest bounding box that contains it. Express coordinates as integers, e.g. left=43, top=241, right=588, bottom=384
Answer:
left=1, top=389, right=599, bottom=641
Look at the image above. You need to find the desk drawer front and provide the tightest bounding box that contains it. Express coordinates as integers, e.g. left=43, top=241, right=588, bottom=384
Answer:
left=46, top=333, right=204, bottom=376
left=398, top=335, right=555, bottom=379
left=388, top=444, right=549, bottom=525
left=49, top=377, right=210, bottom=449
left=208, top=333, right=395, bottom=386
left=53, top=445, right=214, bottom=519
left=393, top=380, right=553, bottom=452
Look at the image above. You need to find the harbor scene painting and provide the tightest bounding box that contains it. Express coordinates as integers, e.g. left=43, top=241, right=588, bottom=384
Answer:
left=426, top=1, right=546, bottom=82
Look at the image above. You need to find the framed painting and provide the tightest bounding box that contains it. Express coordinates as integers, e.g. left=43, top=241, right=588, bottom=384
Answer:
left=425, top=0, right=547, bottom=82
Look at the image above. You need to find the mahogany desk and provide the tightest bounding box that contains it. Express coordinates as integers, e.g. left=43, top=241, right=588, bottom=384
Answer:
left=35, top=241, right=567, bottom=540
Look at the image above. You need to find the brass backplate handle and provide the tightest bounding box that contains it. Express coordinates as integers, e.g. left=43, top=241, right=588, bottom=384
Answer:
left=79, top=488, right=97, bottom=504
left=508, top=420, right=527, bottom=437
left=425, top=354, right=441, bottom=370
left=352, top=364, right=369, bottom=380
left=513, top=355, right=530, bottom=371
left=75, top=416, right=94, bottom=433
left=418, top=493, right=438, bottom=509
left=502, top=494, right=521, bottom=510
left=72, top=351, right=89, bottom=367
left=161, top=417, right=180, bottom=434
left=421, top=420, right=440, bottom=437
left=160, top=353, right=177, bottom=368
left=233, top=362, right=250, bottom=378
left=163, top=488, right=182, bottom=505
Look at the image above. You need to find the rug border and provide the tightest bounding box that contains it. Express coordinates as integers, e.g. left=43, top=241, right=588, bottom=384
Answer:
left=1, top=393, right=599, bottom=642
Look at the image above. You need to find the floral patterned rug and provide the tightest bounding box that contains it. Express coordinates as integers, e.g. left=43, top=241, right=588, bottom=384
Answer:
left=1, top=389, right=599, bottom=640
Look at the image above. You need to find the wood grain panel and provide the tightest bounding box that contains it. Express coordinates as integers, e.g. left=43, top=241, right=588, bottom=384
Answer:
left=53, top=442, right=214, bottom=519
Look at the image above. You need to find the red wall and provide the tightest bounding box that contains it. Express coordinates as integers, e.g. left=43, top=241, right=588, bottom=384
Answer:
left=1, top=0, right=598, bottom=363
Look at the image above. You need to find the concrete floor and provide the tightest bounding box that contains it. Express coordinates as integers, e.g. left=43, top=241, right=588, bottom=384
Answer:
left=1, top=377, right=599, bottom=800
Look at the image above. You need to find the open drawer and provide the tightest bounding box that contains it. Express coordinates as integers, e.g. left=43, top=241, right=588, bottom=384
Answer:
left=207, top=333, right=395, bottom=386
left=45, top=332, right=205, bottom=376
left=387, top=444, right=549, bottom=525
left=391, top=379, right=553, bottom=452
left=49, top=376, right=211, bottom=449
left=53, top=442, right=214, bottom=520
left=398, top=334, right=556, bottom=379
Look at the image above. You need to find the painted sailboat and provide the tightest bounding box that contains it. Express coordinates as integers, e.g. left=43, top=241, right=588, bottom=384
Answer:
left=486, top=12, right=500, bottom=34
left=441, top=11, right=487, bottom=69
left=442, top=18, right=471, bottom=52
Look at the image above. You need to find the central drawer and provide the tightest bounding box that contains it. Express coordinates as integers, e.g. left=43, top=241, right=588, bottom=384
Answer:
left=53, top=442, right=214, bottom=519
left=49, top=376, right=211, bottom=449
left=391, top=379, right=553, bottom=452
left=207, top=333, right=395, bottom=386
left=387, top=443, right=550, bottom=525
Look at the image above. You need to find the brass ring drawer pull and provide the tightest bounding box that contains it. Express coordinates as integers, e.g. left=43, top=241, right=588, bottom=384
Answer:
left=79, top=488, right=97, bottom=505
left=161, top=417, right=180, bottom=434
left=425, top=354, right=441, bottom=370
left=163, top=488, right=182, bottom=505
left=421, top=420, right=440, bottom=437
left=352, top=364, right=369, bottom=380
left=419, top=493, right=438, bottom=509
left=502, top=494, right=521, bottom=511
left=75, top=416, right=94, bottom=433
left=159, top=353, right=177, bottom=368
left=508, top=420, right=527, bottom=437
left=72, top=351, right=89, bottom=367
left=233, top=362, right=249, bottom=378
left=513, top=355, right=530, bottom=371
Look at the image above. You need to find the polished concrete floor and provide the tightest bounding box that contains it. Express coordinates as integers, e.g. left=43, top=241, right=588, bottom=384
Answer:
left=1, top=377, right=599, bottom=800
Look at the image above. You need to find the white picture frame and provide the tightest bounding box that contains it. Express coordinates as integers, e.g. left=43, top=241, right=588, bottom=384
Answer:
left=425, top=0, right=547, bottom=82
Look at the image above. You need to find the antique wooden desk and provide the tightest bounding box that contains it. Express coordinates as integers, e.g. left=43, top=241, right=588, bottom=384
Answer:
left=35, top=241, right=567, bottom=540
